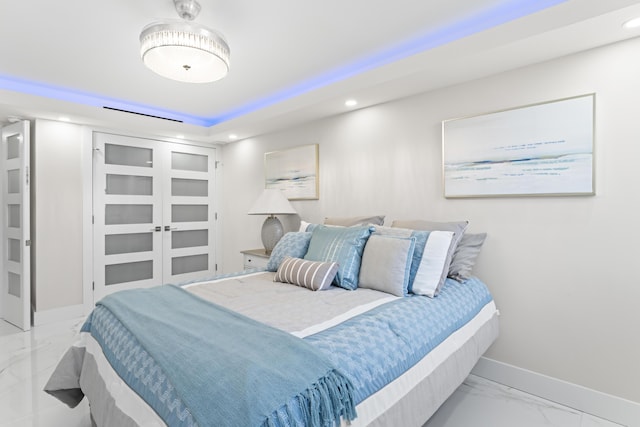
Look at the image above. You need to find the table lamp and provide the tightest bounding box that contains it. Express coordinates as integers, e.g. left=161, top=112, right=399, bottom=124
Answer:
left=248, top=189, right=297, bottom=254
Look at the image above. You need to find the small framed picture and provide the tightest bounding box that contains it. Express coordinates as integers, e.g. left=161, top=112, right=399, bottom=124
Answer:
left=265, top=144, right=319, bottom=200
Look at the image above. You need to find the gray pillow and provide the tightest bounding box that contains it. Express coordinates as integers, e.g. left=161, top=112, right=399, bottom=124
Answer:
left=324, top=215, right=385, bottom=226
left=274, top=256, right=339, bottom=291
left=449, top=233, right=487, bottom=282
left=358, top=234, right=416, bottom=297
left=391, top=219, right=469, bottom=295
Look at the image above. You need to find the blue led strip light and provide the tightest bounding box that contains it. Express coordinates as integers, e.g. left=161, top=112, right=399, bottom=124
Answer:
left=0, top=0, right=566, bottom=128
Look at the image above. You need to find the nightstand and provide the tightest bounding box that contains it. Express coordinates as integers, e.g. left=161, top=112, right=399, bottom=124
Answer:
left=241, top=249, right=271, bottom=271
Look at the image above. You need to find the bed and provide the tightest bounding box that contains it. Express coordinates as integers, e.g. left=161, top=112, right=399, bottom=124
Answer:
left=45, top=221, right=499, bottom=427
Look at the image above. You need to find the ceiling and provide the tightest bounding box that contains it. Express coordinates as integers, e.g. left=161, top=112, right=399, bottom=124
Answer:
left=1, top=0, right=640, bottom=144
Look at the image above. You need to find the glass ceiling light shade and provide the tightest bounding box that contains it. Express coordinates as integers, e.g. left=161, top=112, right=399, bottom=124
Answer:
left=139, top=0, right=230, bottom=84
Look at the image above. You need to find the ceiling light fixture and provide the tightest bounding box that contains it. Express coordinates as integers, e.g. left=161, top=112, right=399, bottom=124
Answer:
left=140, top=0, right=230, bottom=83
left=345, top=99, right=358, bottom=107
left=623, top=17, right=640, bottom=29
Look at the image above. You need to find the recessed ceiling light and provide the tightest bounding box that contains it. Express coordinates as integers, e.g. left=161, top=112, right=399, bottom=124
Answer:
left=229, top=134, right=238, bottom=140
left=59, top=116, right=70, bottom=122
left=623, top=17, right=640, bottom=29
left=345, top=99, right=357, bottom=107
left=176, top=134, right=185, bottom=139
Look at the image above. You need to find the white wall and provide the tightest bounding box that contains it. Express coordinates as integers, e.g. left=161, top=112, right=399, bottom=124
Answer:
left=32, top=120, right=86, bottom=312
left=221, top=36, right=640, bottom=404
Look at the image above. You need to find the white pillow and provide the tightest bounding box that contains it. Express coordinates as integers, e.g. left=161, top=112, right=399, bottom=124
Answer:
left=411, top=231, right=454, bottom=297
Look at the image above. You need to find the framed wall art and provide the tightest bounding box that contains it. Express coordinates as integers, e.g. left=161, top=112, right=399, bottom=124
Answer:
left=442, top=94, right=595, bottom=198
left=265, top=144, right=319, bottom=200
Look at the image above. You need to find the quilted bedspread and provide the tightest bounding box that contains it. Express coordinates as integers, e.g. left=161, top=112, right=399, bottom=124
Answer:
left=45, top=274, right=493, bottom=427
left=305, top=276, right=493, bottom=403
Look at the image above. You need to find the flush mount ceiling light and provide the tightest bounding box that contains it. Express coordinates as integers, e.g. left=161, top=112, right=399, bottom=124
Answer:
left=140, top=0, right=230, bottom=83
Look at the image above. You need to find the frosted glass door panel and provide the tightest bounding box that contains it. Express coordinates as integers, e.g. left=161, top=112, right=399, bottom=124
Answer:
left=105, top=260, right=153, bottom=286
left=171, top=178, right=208, bottom=197
left=172, top=205, right=208, bottom=222
left=105, top=204, right=153, bottom=224
left=172, top=254, right=208, bottom=275
left=172, top=229, right=208, bottom=249
left=8, top=272, right=20, bottom=297
left=171, top=152, right=207, bottom=172
left=8, top=205, right=20, bottom=228
left=105, top=144, right=152, bottom=167
left=105, top=233, right=153, bottom=255
left=107, top=174, right=153, bottom=195
left=8, top=238, right=20, bottom=262
left=7, top=135, right=19, bottom=159
left=7, top=169, right=19, bottom=193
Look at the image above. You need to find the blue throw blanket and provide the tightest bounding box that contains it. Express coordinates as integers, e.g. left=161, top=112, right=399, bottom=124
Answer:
left=92, top=285, right=356, bottom=427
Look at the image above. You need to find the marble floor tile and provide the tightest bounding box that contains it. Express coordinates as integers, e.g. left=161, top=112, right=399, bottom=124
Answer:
left=0, top=318, right=90, bottom=427
left=0, top=320, right=628, bottom=427
left=424, top=375, right=626, bottom=427
left=581, top=413, right=627, bottom=427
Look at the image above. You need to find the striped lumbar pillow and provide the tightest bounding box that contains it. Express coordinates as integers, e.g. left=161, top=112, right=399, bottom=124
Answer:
left=274, top=256, right=339, bottom=291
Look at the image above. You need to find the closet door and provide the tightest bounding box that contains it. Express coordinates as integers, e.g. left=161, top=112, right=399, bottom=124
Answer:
left=93, top=133, right=163, bottom=302
left=162, top=145, right=216, bottom=284
left=93, top=133, right=217, bottom=302
left=1, top=120, right=31, bottom=331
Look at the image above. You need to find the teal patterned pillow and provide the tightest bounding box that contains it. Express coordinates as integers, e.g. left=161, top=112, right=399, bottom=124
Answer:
left=266, top=232, right=312, bottom=272
left=304, top=225, right=372, bottom=290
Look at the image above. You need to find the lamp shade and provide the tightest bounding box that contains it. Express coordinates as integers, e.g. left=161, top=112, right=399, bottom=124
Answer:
left=248, top=189, right=297, bottom=215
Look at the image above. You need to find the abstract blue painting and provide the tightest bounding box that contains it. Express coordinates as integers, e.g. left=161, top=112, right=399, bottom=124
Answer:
left=443, top=94, right=594, bottom=198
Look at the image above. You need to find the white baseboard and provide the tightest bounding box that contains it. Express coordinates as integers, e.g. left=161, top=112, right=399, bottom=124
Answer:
left=33, top=304, right=87, bottom=326
left=471, top=357, right=640, bottom=427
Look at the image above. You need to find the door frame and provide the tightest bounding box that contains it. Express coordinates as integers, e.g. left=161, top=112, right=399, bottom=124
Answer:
left=82, top=129, right=222, bottom=311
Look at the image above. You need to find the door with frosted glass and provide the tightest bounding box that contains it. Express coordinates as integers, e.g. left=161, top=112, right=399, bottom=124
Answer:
left=93, top=133, right=216, bottom=302
left=93, top=133, right=163, bottom=302
left=162, top=146, right=216, bottom=284
left=1, top=120, right=31, bottom=331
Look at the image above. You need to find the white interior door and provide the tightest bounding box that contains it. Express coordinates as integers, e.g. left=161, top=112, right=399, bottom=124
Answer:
left=93, top=133, right=217, bottom=302
left=1, top=120, right=31, bottom=331
left=93, top=133, right=163, bottom=302
left=163, top=145, right=217, bottom=284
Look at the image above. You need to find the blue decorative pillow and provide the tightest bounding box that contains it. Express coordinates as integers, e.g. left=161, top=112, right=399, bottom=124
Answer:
left=266, top=232, right=312, bottom=272
left=304, top=225, right=372, bottom=290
